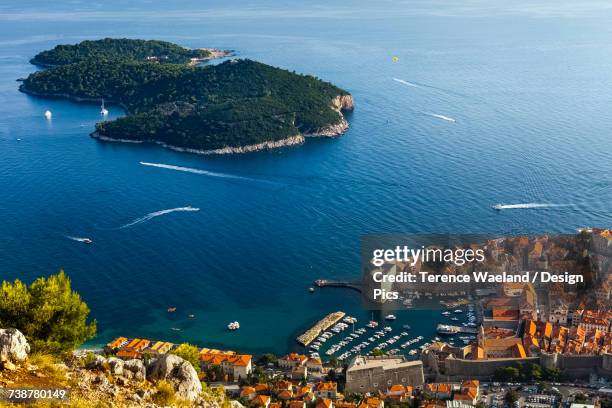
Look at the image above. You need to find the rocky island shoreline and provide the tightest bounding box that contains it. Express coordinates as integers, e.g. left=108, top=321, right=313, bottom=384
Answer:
left=20, top=38, right=354, bottom=155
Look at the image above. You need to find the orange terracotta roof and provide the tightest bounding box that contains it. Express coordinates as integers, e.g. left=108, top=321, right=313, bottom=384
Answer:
left=298, top=385, right=313, bottom=395
left=526, top=320, right=537, bottom=336
left=251, top=395, right=271, bottom=406
left=315, top=382, right=337, bottom=392
left=462, top=380, right=479, bottom=388
left=283, top=353, right=308, bottom=362
left=335, top=403, right=357, bottom=408
left=255, top=384, right=269, bottom=392
left=230, top=354, right=252, bottom=366
left=241, top=387, right=257, bottom=398
left=126, top=338, right=141, bottom=348
left=108, top=337, right=128, bottom=348
left=134, top=339, right=150, bottom=351
left=317, top=399, right=333, bottom=408
left=512, top=343, right=527, bottom=358
left=388, top=384, right=407, bottom=392
left=200, top=352, right=252, bottom=367
left=278, top=390, right=294, bottom=400
left=116, top=349, right=142, bottom=359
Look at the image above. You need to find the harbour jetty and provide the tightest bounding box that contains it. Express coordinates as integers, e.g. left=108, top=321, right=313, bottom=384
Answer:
left=436, top=324, right=478, bottom=335
left=314, top=279, right=362, bottom=292
left=297, top=311, right=346, bottom=346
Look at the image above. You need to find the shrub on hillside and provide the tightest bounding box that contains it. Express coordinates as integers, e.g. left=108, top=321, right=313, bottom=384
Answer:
left=0, top=270, right=96, bottom=354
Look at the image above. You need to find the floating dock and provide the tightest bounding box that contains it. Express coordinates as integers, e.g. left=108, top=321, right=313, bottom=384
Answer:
left=297, top=311, right=346, bottom=346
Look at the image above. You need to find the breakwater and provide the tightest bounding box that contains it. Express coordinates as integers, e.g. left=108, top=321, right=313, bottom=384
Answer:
left=296, top=311, right=346, bottom=346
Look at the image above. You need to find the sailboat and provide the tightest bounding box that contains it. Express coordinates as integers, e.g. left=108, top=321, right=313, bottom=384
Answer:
left=100, top=99, right=109, bottom=116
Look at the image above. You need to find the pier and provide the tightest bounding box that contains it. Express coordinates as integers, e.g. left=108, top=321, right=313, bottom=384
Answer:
left=436, top=324, right=478, bottom=335
left=314, top=279, right=362, bottom=292
left=296, top=311, right=346, bottom=346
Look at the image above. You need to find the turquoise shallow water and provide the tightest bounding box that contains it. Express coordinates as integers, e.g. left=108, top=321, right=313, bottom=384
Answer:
left=0, top=0, right=611, bottom=355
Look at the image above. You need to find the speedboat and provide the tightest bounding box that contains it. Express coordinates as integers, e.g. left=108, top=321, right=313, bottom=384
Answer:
left=100, top=99, right=109, bottom=116
left=493, top=204, right=503, bottom=211
left=82, top=238, right=93, bottom=244
left=167, top=307, right=176, bottom=313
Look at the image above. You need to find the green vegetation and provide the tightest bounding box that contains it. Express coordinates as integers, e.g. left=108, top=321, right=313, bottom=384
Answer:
left=153, top=380, right=178, bottom=406
left=170, top=343, right=202, bottom=373
left=256, top=352, right=277, bottom=366
left=22, top=39, right=351, bottom=152
left=494, top=362, right=562, bottom=383
left=504, top=389, right=519, bottom=405
left=0, top=270, right=96, bottom=355
left=31, top=38, right=210, bottom=66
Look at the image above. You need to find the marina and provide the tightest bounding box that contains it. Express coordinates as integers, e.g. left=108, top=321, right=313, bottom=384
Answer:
left=306, top=298, right=481, bottom=361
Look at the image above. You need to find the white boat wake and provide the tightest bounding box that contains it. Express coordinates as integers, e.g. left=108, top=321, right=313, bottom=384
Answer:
left=140, top=162, right=268, bottom=183
left=66, top=236, right=91, bottom=243
left=392, top=78, right=421, bottom=88
left=425, top=113, right=456, bottom=122
left=493, top=203, right=569, bottom=210
left=119, top=206, right=200, bottom=229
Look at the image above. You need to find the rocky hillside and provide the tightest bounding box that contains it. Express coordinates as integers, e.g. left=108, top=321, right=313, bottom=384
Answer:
left=0, top=328, right=242, bottom=408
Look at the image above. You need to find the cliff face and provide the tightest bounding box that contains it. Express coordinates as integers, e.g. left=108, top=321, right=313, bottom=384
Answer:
left=332, top=94, right=355, bottom=112
left=304, top=94, right=354, bottom=138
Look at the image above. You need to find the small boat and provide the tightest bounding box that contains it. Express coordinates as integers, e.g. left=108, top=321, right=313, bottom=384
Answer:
left=82, top=238, right=93, bottom=244
left=454, top=309, right=463, bottom=313
left=227, top=321, right=240, bottom=330
left=188, top=314, right=195, bottom=318
left=100, top=99, right=109, bottom=116
left=171, top=327, right=181, bottom=331
left=167, top=307, right=177, bottom=313
left=385, top=314, right=397, bottom=320
left=44, top=110, right=52, bottom=119
left=309, top=287, right=315, bottom=293
left=366, top=320, right=379, bottom=328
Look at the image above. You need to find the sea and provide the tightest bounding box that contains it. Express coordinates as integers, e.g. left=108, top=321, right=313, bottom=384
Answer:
left=0, top=0, right=611, bottom=356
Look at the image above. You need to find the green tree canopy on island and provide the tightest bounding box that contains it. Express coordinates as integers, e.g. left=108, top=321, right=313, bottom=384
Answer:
left=0, top=270, right=96, bottom=354
left=31, top=38, right=211, bottom=66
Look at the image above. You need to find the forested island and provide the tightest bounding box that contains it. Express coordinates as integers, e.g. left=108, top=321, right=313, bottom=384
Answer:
left=21, top=38, right=353, bottom=154
left=30, top=38, right=213, bottom=66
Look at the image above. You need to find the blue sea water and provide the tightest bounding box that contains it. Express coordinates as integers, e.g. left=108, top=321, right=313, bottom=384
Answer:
left=0, top=0, right=611, bottom=355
